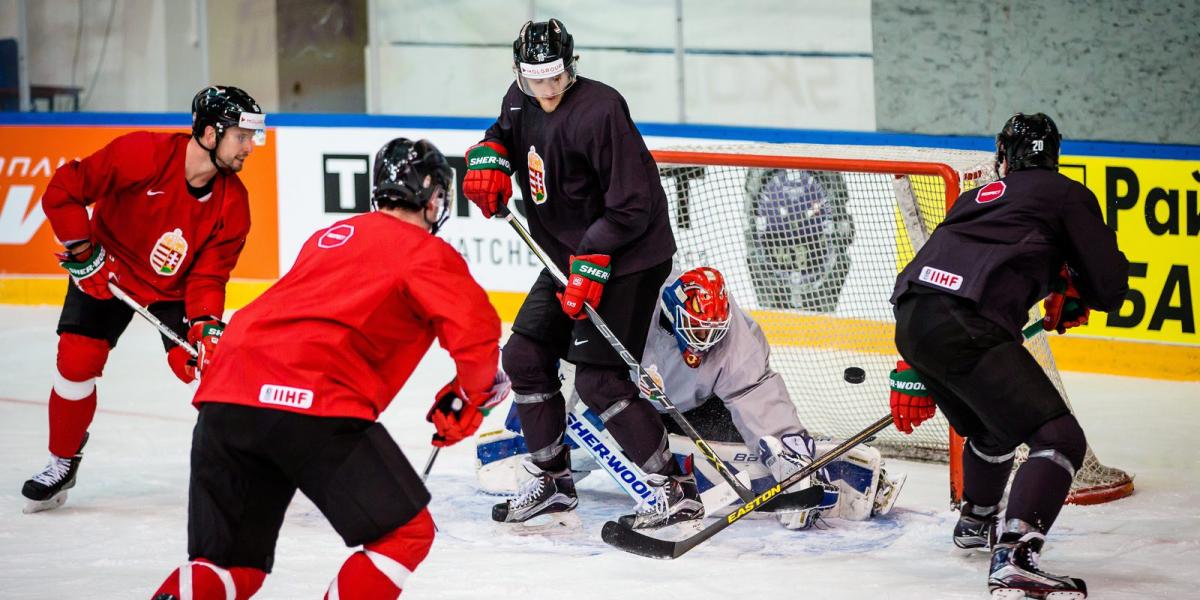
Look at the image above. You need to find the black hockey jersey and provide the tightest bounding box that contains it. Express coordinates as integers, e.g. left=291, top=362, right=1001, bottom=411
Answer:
left=891, top=169, right=1129, bottom=337
left=482, top=77, right=676, bottom=277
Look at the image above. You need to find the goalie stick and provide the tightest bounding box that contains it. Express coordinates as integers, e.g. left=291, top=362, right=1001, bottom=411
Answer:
left=498, top=206, right=757, bottom=503
left=601, top=414, right=894, bottom=559
left=108, top=282, right=197, bottom=358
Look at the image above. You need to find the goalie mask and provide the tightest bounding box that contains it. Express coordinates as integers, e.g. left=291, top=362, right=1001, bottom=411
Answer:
left=191, top=85, right=265, bottom=170
left=371, top=138, right=454, bottom=235
left=513, top=19, right=577, bottom=99
left=661, top=267, right=731, bottom=368
left=995, top=112, right=1061, bottom=176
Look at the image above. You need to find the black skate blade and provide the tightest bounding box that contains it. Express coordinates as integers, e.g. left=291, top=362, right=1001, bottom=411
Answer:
left=601, top=520, right=683, bottom=559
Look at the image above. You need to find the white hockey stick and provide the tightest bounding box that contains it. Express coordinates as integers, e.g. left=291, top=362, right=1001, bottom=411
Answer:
left=107, top=282, right=196, bottom=357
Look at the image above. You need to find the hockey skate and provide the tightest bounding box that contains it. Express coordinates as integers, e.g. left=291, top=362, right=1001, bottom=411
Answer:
left=22, top=432, right=89, bottom=514
left=954, top=502, right=999, bottom=551
left=989, top=529, right=1087, bottom=599
left=871, top=469, right=906, bottom=517
left=491, top=457, right=580, bottom=534
left=616, top=473, right=704, bottom=531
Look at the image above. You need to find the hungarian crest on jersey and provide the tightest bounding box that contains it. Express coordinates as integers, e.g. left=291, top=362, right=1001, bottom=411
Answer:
left=528, top=145, right=547, bottom=205
left=150, top=228, right=189, bottom=276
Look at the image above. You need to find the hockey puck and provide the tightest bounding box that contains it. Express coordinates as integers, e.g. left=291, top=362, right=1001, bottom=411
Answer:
left=843, top=367, right=866, bottom=384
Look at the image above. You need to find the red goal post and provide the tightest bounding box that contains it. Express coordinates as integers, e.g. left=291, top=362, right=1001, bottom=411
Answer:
left=650, top=144, right=1133, bottom=506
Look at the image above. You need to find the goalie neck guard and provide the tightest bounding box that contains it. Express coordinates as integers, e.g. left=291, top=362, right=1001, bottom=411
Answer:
left=660, top=267, right=731, bottom=368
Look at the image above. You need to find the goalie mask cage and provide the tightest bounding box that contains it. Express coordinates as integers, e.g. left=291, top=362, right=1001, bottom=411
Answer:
left=652, top=144, right=1133, bottom=506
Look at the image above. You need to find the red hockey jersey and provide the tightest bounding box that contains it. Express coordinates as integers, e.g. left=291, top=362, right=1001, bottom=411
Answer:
left=195, top=211, right=502, bottom=422
left=41, top=131, right=250, bottom=319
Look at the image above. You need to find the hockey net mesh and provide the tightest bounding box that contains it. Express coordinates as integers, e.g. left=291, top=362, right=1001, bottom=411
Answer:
left=653, top=143, right=1132, bottom=504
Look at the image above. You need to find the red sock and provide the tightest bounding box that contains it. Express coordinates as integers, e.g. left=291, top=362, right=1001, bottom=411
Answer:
left=325, top=509, right=435, bottom=599
left=49, top=333, right=109, bottom=457
left=48, top=388, right=96, bottom=458
left=153, top=558, right=266, bottom=600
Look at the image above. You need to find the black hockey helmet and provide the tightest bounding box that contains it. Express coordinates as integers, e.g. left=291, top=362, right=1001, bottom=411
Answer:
left=512, top=19, right=577, bottom=98
left=191, top=85, right=265, bottom=147
left=995, top=112, right=1061, bottom=175
left=372, top=138, right=454, bottom=234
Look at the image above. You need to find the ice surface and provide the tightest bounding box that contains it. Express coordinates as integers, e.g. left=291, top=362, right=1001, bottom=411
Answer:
left=1, top=305, right=1197, bottom=599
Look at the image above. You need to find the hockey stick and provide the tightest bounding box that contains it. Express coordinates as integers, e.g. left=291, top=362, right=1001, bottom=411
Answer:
left=498, top=207, right=756, bottom=503
left=601, top=414, right=894, bottom=559
left=420, top=448, right=439, bottom=482
left=108, top=282, right=197, bottom=357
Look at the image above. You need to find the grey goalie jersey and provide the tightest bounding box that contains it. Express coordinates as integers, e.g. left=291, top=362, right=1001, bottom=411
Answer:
left=640, top=283, right=806, bottom=451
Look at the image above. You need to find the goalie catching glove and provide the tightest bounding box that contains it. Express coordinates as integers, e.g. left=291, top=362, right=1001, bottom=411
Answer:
left=558, top=254, right=610, bottom=320
left=462, top=141, right=513, bottom=218
left=56, top=240, right=116, bottom=301
left=889, top=360, right=936, bottom=434
left=427, top=367, right=512, bottom=447
left=1043, top=264, right=1090, bottom=334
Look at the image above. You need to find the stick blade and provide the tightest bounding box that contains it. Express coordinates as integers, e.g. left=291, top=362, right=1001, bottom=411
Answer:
left=600, top=520, right=683, bottom=559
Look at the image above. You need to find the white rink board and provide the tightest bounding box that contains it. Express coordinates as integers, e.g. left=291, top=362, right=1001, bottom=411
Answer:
left=274, top=128, right=729, bottom=293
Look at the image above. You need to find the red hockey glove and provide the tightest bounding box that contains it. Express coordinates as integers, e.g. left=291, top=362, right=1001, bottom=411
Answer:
left=426, top=369, right=511, bottom=447
left=462, top=141, right=513, bottom=218
left=1043, top=265, right=1090, bottom=335
left=557, top=254, right=611, bottom=320
left=167, top=346, right=196, bottom=384
left=889, top=361, right=936, bottom=434
left=56, top=240, right=115, bottom=301
left=188, top=317, right=225, bottom=377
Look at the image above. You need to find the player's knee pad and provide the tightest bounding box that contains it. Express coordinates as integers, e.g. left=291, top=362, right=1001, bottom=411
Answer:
left=326, top=509, right=435, bottom=600
left=966, top=434, right=1018, bottom=465
left=54, top=333, right=110, bottom=399
left=1026, top=413, right=1086, bottom=475
left=502, top=333, right=560, bottom=394
left=577, top=366, right=671, bottom=473
left=153, top=558, right=266, bottom=600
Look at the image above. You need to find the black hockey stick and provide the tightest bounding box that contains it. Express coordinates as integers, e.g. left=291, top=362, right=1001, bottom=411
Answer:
left=420, top=447, right=439, bottom=482
left=498, top=206, right=757, bottom=503
left=108, top=282, right=197, bottom=357
left=601, top=414, right=894, bottom=559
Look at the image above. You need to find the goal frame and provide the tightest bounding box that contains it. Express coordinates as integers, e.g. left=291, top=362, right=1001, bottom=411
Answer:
left=651, top=147, right=1134, bottom=507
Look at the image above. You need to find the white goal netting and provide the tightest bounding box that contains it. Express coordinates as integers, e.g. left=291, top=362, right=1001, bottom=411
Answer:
left=654, top=143, right=1133, bottom=504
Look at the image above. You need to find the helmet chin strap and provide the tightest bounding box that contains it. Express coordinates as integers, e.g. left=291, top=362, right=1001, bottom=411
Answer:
left=196, top=128, right=232, bottom=174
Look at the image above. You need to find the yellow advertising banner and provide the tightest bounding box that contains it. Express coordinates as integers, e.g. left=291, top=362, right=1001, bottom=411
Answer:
left=1058, top=156, right=1199, bottom=346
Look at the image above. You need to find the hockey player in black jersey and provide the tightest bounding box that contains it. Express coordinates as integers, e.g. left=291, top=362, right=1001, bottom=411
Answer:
left=462, top=19, right=697, bottom=532
left=891, top=113, right=1129, bottom=599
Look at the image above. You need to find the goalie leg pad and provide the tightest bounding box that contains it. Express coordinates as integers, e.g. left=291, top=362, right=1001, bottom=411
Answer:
left=324, top=508, right=434, bottom=600
left=816, top=442, right=883, bottom=521
left=153, top=558, right=266, bottom=600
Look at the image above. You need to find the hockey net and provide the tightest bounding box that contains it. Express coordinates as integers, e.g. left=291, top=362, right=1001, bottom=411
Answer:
left=652, top=143, right=1133, bottom=506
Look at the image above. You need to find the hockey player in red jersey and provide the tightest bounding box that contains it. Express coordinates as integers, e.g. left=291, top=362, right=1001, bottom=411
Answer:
left=21, top=85, right=265, bottom=514
left=151, top=138, right=508, bottom=600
